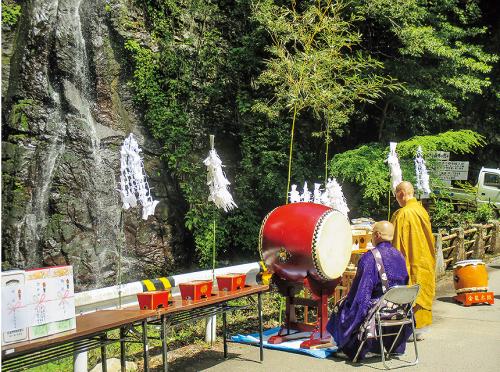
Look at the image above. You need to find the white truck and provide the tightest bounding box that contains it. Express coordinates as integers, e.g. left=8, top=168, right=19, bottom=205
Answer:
left=433, top=167, right=500, bottom=212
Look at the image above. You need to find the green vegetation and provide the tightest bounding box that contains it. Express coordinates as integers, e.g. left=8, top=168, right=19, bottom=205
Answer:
left=431, top=198, right=496, bottom=230
left=9, top=99, right=34, bottom=132
left=122, top=0, right=499, bottom=268
left=1, top=0, right=21, bottom=27
left=330, top=130, right=486, bottom=206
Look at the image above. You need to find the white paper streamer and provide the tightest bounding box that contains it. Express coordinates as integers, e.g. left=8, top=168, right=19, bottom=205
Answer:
left=301, top=182, right=311, bottom=202
left=289, top=184, right=301, bottom=203
left=415, top=146, right=431, bottom=196
left=289, top=180, right=349, bottom=217
left=387, top=142, right=403, bottom=193
left=204, top=138, right=237, bottom=212
left=313, top=183, right=322, bottom=204
left=321, top=178, right=350, bottom=218
left=120, top=133, right=159, bottom=220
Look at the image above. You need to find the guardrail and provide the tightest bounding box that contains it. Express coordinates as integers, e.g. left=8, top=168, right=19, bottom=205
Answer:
left=75, top=262, right=263, bottom=314
left=435, top=220, right=500, bottom=277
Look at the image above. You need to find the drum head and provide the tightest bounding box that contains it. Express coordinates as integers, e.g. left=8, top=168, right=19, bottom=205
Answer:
left=453, top=259, right=484, bottom=269
left=312, top=210, right=352, bottom=280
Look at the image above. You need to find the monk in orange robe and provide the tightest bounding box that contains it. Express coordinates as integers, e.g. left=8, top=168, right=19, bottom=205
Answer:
left=391, top=181, right=435, bottom=336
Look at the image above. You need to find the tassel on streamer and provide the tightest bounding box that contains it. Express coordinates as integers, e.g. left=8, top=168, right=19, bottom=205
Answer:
left=415, top=146, right=431, bottom=196
left=120, top=133, right=159, bottom=220
left=204, top=138, right=237, bottom=212
left=387, top=142, right=403, bottom=193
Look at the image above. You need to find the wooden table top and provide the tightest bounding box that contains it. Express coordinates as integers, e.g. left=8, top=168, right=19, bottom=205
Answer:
left=156, top=284, right=269, bottom=315
left=1, top=284, right=269, bottom=357
left=1, top=309, right=157, bottom=356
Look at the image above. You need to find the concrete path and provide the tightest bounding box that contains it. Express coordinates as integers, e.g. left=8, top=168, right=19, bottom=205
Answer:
left=172, top=257, right=500, bottom=371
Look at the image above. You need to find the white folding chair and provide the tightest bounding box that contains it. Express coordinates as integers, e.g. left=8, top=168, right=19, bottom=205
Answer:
left=353, top=284, right=420, bottom=369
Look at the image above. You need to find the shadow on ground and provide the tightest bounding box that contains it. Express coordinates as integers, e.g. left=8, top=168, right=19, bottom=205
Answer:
left=331, top=353, right=418, bottom=370
left=149, top=349, right=242, bottom=371
left=437, top=296, right=456, bottom=304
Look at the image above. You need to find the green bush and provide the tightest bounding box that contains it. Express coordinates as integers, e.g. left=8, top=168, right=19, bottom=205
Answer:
left=475, top=203, right=496, bottom=223
left=1, top=0, right=21, bottom=27
left=430, top=198, right=495, bottom=231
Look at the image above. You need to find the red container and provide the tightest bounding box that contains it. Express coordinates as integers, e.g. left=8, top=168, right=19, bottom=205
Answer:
left=137, top=290, right=170, bottom=310
left=179, top=280, right=213, bottom=300
left=216, top=274, right=246, bottom=291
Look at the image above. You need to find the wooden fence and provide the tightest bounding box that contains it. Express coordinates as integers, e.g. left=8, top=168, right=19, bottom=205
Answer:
left=435, top=220, right=500, bottom=278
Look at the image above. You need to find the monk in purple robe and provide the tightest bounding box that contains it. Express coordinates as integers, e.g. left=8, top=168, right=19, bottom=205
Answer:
left=327, top=221, right=411, bottom=360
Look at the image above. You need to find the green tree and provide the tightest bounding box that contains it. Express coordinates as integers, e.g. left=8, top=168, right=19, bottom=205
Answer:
left=329, top=129, right=485, bottom=215
left=350, top=0, right=498, bottom=139
left=253, top=0, right=398, bottom=198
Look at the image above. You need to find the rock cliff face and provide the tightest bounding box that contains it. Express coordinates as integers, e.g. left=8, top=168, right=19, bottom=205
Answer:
left=2, top=0, right=188, bottom=290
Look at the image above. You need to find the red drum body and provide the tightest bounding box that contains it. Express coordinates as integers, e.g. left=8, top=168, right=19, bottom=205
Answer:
left=259, top=203, right=352, bottom=283
left=453, top=260, right=488, bottom=294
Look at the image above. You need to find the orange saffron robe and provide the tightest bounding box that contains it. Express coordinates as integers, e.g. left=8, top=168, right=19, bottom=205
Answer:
left=391, top=198, right=435, bottom=328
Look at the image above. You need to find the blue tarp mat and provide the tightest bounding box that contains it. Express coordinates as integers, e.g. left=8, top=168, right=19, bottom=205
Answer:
left=231, top=327, right=338, bottom=359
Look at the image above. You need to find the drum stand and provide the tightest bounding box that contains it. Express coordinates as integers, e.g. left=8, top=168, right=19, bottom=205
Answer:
left=453, top=291, right=494, bottom=306
left=268, top=276, right=339, bottom=349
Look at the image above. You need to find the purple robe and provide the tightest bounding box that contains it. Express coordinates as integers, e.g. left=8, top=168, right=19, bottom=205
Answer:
left=327, top=241, right=410, bottom=360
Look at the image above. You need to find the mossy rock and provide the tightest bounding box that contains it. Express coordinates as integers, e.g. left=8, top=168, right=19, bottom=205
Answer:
left=8, top=99, right=36, bottom=132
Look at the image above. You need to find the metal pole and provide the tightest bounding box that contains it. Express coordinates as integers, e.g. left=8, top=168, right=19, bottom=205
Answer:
left=142, top=321, right=149, bottom=372
left=223, top=309, right=228, bottom=359
left=205, top=314, right=216, bottom=343
left=161, top=315, right=168, bottom=372
left=100, top=334, right=107, bottom=372
left=73, top=351, right=88, bottom=372
left=120, top=327, right=126, bottom=372
left=258, top=292, right=264, bottom=362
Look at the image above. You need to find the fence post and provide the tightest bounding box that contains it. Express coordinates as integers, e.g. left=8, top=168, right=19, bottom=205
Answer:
left=456, top=227, right=465, bottom=262
left=473, top=224, right=485, bottom=259
left=492, top=220, right=500, bottom=254
left=434, top=232, right=445, bottom=279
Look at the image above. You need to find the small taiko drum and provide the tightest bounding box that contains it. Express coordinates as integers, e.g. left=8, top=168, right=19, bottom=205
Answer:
left=259, top=203, right=352, bottom=282
left=453, top=260, right=488, bottom=294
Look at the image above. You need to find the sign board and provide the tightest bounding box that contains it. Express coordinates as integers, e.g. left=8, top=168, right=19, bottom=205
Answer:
left=434, top=170, right=469, bottom=181
left=427, top=151, right=450, bottom=161
left=431, top=161, right=469, bottom=181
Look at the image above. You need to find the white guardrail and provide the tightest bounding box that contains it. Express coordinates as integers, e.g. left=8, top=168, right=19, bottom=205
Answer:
left=75, top=262, right=262, bottom=314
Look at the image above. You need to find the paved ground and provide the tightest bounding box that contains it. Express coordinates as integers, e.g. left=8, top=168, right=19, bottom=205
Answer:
left=164, top=256, right=500, bottom=371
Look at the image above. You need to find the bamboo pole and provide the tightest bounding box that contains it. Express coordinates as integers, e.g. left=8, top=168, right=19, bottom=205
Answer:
left=285, top=104, right=298, bottom=205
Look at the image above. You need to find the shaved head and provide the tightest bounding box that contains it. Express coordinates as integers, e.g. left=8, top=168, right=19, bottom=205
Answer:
left=395, top=181, right=414, bottom=196
left=372, top=221, right=394, bottom=243
left=395, top=181, right=414, bottom=207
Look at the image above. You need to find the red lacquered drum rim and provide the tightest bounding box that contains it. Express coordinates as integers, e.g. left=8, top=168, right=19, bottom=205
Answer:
left=258, top=207, right=278, bottom=262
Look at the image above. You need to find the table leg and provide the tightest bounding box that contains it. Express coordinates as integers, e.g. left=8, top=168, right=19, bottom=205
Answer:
left=100, top=334, right=108, bottom=372
left=222, top=308, right=228, bottom=359
left=142, top=320, right=149, bottom=372
left=258, top=292, right=264, bottom=362
left=161, top=315, right=168, bottom=372
left=120, top=327, right=126, bottom=372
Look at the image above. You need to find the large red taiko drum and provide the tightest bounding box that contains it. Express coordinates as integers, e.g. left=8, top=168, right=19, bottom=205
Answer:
left=453, top=260, right=488, bottom=294
left=259, top=203, right=352, bottom=282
